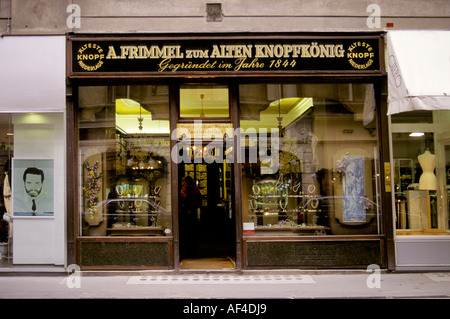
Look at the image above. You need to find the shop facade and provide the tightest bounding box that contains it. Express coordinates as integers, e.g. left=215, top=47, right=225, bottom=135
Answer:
left=1, top=30, right=449, bottom=272
left=1, top=2, right=448, bottom=272
left=387, top=30, right=450, bottom=271
left=66, top=33, right=392, bottom=270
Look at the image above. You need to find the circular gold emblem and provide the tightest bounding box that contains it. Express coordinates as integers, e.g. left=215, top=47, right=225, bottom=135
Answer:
left=347, top=42, right=375, bottom=70
left=77, top=43, right=104, bottom=71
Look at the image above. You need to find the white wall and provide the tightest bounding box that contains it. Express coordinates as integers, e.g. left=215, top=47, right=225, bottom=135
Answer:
left=0, top=36, right=66, bottom=265
left=5, top=0, right=450, bottom=35
left=396, top=237, right=450, bottom=270
left=0, top=36, right=66, bottom=112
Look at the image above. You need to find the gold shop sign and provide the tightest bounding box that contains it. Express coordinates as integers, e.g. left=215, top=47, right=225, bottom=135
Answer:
left=70, top=36, right=381, bottom=75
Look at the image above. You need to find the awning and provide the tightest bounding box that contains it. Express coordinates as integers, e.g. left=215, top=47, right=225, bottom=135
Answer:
left=387, top=30, right=450, bottom=115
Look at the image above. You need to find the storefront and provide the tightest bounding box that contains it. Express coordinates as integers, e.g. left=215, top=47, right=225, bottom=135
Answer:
left=67, top=33, right=391, bottom=270
left=0, top=36, right=66, bottom=268
left=387, top=30, right=450, bottom=270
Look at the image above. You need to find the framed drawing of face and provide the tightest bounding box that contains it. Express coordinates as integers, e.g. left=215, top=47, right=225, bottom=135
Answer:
left=12, top=159, right=54, bottom=217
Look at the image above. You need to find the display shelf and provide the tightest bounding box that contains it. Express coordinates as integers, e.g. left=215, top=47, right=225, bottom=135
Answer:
left=247, top=173, right=329, bottom=234
left=99, top=196, right=164, bottom=236
left=254, top=225, right=330, bottom=236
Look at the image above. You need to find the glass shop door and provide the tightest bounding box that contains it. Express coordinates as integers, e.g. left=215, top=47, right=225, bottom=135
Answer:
left=178, top=142, right=236, bottom=264
left=177, top=84, right=236, bottom=268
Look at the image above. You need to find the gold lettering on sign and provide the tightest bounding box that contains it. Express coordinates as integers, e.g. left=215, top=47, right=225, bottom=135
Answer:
left=234, top=58, right=264, bottom=71
left=158, top=59, right=218, bottom=72
left=254, top=43, right=345, bottom=58
left=106, top=45, right=184, bottom=59
left=75, top=40, right=377, bottom=73
left=210, top=45, right=253, bottom=58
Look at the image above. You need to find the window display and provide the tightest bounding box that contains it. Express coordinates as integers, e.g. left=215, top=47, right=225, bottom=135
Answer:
left=391, top=110, right=450, bottom=234
left=239, top=83, right=380, bottom=236
left=78, top=85, right=172, bottom=237
left=0, top=114, right=12, bottom=262
left=0, top=112, right=65, bottom=266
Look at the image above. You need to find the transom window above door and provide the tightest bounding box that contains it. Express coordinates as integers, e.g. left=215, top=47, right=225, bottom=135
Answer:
left=179, top=85, right=230, bottom=119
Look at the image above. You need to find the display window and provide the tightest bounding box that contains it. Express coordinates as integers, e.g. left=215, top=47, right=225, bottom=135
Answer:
left=239, top=83, right=382, bottom=236
left=78, top=85, right=172, bottom=237
left=0, top=114, right=13, bottom=264
left=0, top=112, right=65, bottom=266
left=390, top=110, right=450, bottom=235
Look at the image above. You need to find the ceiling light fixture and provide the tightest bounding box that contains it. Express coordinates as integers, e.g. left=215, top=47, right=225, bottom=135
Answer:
left=277, top=99, right=283, bottom=132
left=409, top=132, right=425, bottom=137
left=200, top=94, right=205, bottom=117
left=138, top=105, right=143, bottom=130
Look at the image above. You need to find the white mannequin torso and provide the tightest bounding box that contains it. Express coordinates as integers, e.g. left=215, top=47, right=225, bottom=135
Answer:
left=418, top=150, right=437, bottom=190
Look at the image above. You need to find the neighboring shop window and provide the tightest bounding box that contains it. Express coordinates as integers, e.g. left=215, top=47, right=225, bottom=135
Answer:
left=78, top=85, right=172, bottom=237
left=239, top=83, right=381, bottom=236
left=0, top=112, right=65, bottom=265
left=0, top=114, right=13, bottom=248
left=391, top=110, right=450, bottom=235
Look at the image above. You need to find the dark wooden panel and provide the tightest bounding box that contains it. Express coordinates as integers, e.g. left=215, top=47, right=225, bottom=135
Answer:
left=80, top=241, right=170, bottom=267
left=246, top=240, right=381, bottom=267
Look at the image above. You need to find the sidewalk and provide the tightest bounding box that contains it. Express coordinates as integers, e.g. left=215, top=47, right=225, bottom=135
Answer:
left=0, top=269, right=449, bottom=299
